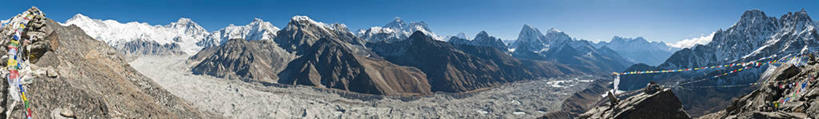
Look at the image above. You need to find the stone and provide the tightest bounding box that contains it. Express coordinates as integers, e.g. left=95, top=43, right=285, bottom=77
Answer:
left=46, top=67, right=57, bottom=78
left=60, top=109, right=75, bottom=118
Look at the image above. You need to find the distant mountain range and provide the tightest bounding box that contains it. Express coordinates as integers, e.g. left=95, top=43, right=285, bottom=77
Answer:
left=62, top=14, right=280, bottom=56
left=510, top=25, right=634, bottom=73
left=594, top=36, right=679, bottom=66
left=60, top=13, right=683, bottom=95
left=357, top=17, right=441, bottom=42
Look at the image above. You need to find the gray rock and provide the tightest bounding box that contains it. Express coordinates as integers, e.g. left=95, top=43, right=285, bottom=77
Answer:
left=579, top=88, right=691, bottom=119
left=46, top=67, right=57, bottom=78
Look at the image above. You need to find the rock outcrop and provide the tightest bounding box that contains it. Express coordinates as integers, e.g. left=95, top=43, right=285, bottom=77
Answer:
left=579, top=88, right=691, bottom=119
left=0, top=7, right=214, bottom=118
left=700, top=57, right=819, bottom=119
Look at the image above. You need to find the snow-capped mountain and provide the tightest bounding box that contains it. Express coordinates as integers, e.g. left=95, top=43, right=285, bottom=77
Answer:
left=667, top=33, right=715, bottom=48
left=510, top=25, right=633, bottom=73
left=197, top=18, right=280, bottom=47
left=63, top=14, right=209, bottom=55
left=63, top=14, right=281, bottom=56
left=357, top=17, right=441, bottom=42
left=454, top=32, right=468, bottom=39
left=595, top=36, right=679, bottom=65
left=658, top=9, right=815, bottom=69
left=618, top=9, right=817, bottom=115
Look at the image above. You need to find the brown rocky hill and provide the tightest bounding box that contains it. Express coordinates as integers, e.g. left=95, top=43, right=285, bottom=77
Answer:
left=190, top=39, right=294, bottom=83
left=275, top=16, right=432, bottom=96
left=0, top=7, right=215, bottom=118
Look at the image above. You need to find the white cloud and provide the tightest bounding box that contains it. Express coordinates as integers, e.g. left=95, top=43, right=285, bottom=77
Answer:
left=667, top=32, right=715, bottom=48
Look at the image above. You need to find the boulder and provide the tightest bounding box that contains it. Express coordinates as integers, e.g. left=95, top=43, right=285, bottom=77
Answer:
left=579, top=88, right=691, bottom=119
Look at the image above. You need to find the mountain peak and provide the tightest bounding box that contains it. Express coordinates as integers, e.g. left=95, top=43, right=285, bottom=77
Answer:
left=781, top=9, right=812, bottom=22
left=252, top=18, right=265, bottom=23
left=547, top=27, right=562, bottom=33
left=476, top=31, right=490, bottom=38
left=392, top=17, right=403, bottom=23
left=68, top=13, right=92, bottom=22
left=176, top=18, right=193, bottom=24
left=520, top=24, right=542, bottom=34
left=454, top=32, right=468, bottom=39
left=522, top=24, right=537, bottom=31
left=740, top=9, right=768, bottom=20
left=290, top=16, right=315, bottom=23
left=385, top=17, right=408, bottom=29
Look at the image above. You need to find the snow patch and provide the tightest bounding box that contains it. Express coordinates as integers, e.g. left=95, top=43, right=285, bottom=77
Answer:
left=668, top=32, right=715, bottom=48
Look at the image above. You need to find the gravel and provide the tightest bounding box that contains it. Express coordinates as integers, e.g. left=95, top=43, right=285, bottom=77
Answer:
left=129, top=55, right=599, bottom=118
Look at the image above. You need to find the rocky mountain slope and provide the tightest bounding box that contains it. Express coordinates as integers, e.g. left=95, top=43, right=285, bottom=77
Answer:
left=594, top=36, right=679, bottom=65
left=618, top=9, right=817, bottom=116
left=510, top=25, right=633, bottom=73
left=272, top=16, right=432, bottom=96
left=0, top=7, right=214, bottom=118
left=189, top=39, right=294, bottom=83
left=700, top=58, right=819, bottom=119
left=369, top=31, right=575, bottom=92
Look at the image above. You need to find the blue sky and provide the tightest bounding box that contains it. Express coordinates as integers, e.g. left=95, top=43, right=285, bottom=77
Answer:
left=1, top=0, right=817, bottom=43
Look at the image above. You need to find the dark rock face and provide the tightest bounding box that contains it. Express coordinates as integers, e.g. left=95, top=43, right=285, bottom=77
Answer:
left=369, top=31, right=574, bottom=92
left=448, top=31, right=507, bottom=50
left=700, top=60, right=819, bottom=119
left=0, top=8, right=214, bottom=118
left=274, top=16, right=365, bottom=53
left=580, top=88, right=691, bottom=119
left=190, top=39, right=294, bottom=83
left=277, top=38, right=432, bottom=96
left=275, top=17, right=432, bottom=96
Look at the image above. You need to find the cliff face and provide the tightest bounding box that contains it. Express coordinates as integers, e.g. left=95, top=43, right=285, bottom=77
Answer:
left=0, top=7, right=214, bottom=118
left=579, top=88, right=691, bottom=119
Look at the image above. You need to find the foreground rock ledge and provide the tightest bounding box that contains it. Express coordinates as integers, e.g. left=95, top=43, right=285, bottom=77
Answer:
left=579, top=88, right=692, bottom=119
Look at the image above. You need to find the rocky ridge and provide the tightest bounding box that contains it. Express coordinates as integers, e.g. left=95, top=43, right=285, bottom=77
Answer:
left=700, top=56, right=819, bottom=119
left=0, top=7, right=215, bottom=118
